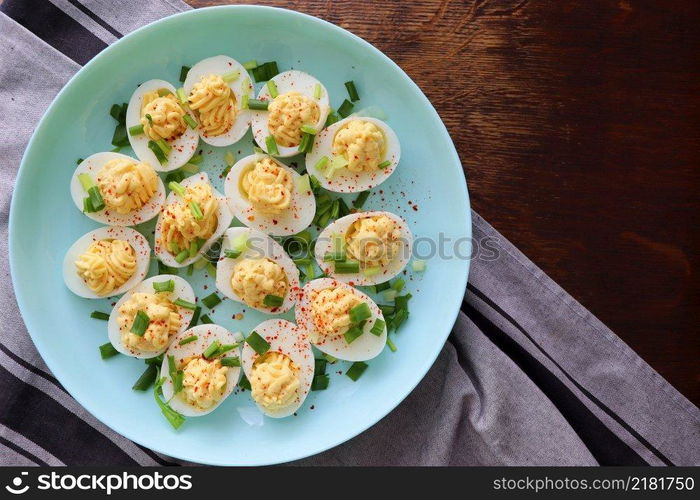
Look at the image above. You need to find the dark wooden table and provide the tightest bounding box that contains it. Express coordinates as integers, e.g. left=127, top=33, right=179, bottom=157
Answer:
left=189, top=0, right=700, bottom=405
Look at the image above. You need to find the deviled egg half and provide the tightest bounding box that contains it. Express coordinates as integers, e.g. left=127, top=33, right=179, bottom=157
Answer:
left=251, top=70, right=330, bottom=157
left=224, top=153, right=315, bottom=236
left=107, top=275, right=196, bottom=358
left=241, top=319, right=314, bottom=418
left=315, top=211, right=412, bottom=286
left=183, top=56, right=254, bottom=146
left=70, top=152, right=165, bottom=226
left=154, top=172, right=233, bottom=268
left=297, top=278, right=386, bottom=361
left=126, top=79, right=200, bottom=172
left=305, top=116, right=400, bottom=193
left=161, top=324, right=242, bottom=417
left=215, top=227, right=300, bottom=314
left=63, top=226, right=150, bottom=299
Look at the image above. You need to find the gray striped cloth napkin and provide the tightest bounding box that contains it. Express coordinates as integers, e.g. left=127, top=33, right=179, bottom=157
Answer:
left=1, top=0, right=698, bottom=466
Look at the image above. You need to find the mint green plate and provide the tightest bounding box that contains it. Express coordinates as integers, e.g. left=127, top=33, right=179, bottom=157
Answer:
left=9, top=6, right=470, bottom=465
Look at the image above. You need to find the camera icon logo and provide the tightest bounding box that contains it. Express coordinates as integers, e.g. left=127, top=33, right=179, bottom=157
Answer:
left=5, top=472, right=29, bottom=495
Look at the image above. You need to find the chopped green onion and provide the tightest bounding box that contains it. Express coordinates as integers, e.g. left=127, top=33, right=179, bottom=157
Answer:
left=323, top=251, right=346, bottom=262
left=386, top=335, right=398, bottom=352
left=145, top=114, right=153, bottom=125
left=224, top=233, right=249, bottom=259
left=295, top=173, right=311, bottom=193
left=349, top=302, right=372, bottom=324
left=338, top=198, right=350, bottom=217
left=222, top=70, right=240, bottom=83
left=82, top=186, right=105, bottom=213
left=314, top=156, right=330, bottom=171
left=323, top=353, right=338, bottom=364
left=239, top=374, right=252, bottom=390
left=344, top=324, right=364, bottom=344
left=173, top=369, right=184, bottom=394
left=76, top=158, right=83, bottom=164
left=247, top=99, right=272, bottom=112
left=324, top=155, right=348, bottom=179
left=262, top=294, right=284, bottom=308
left=300, top=124, right=317, bottom=135
left=313, top=83, right=322, bottom=99
left=202, top=292, right=221, bottom=309
left=158, top=260, right=178, bottom=275
left=265, top=135, right=279, bottom=155
left=246, top=331, right=270, bottom=356
left=362, top=267, right=381, bottom=277
left=128, top=124, right=144, bottom=136
left=325, top=110, right=339, bottom=127
left=298, top=132, right=314, bottom=154
left=200, top=314, right=213, bottom=324
left=99, top=342, right=119, bottom=359
left=187, top=306, right=201, bottom=328
left=266, top=80, right=279, bottom=98
left=187, top=264, right=194, bottom=276
left=179, top=66, right=190, bottom=83
left=183, top=114, right=198, bottom=129
left=77, top=173, right=94, bottom=191
left=346, top=361, right=368, bottom=381
left=202, top=340, right=221, bottom=359
left=169, top=241, right=180, bottom=255
left=132, top=364, right=158, bottom=391
left=176, top=87, right=188, bottom=105
left=392, top=308, right=409, bottom=330
left=156, top=139, right=171, bottom=155
left=353, top=190, right=370, bottom=208
left=220, top=357, right=241, bottom=367
left=337, top=99, right=354, bottom=118
left=243, top=59, right=258, bottom=70
left=90, top=311, right=110, bottom=321
left=178, top=335, right=198, bottom=346
left=193, top=257, right=208, bottom=270
left=109, top=103, right=123, bottom=121
left=188, top=240, right=198, bottom=258
left=207, top=262, right=217, bottom=278
left=189, top=201, right=203, bottom=220
left=148, top=140, right=168, bottom=164
left=168, top=181, right=186, bottom=196
left=224, top=151, right=236, bottom=167
left=145, top=354, right=164, bottom=366
left=175, top=249, right=189, bottom=263
left=344, top=81, right=360, bottom=102
left=314, top=358, right=327, bottom=375
left=174, top=298, right=197, bottom=310
left=165, top=170, right=185, bottom=185
left=110, top=146, right=122, bottom=153
left=382, top=289, right=398, bottom=302
left=370, top=319, right=386, bottom=336
left=378, top=160, right=391, bottom=169
left=111, top=124, right=128, bottom=148
left=412, top=260, right=426, bottom=272
left=394, top=293, right=412, bottom=311
left=392, top=278, right=405, bottom=292
left=223, top=249, right=241, bottom=259
left=222, top=165, right=232, bottom=177
left=215, top=343, right=239, bottom=357
left=311, top=374, right=330, bottom=391
left=251, top=61, right=279, bottom=82
left=130, top=310, right=150, bottom=336
left=181, top=163, right=199, bottom=174
left=335, top=260, right=360, bottom=274
left=152, top=280, right=175, bottom=293
left=375, top=281, right=391, bottom=292
left=154, top=374, right=185, bottom=429
left=309, top=174, right=321, bottom=193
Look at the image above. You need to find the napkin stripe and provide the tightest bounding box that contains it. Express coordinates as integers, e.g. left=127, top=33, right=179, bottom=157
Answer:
left=0, top=365, right=139, bottom=465
left=461, top=299, right=648, bottom=465
left=0, top=0, right=107, bottom=65
left=0, top=342, right=67, bottom=394
left=65, top=0, right=123, bottom=38
left=0, top=435, right=49, bottom=466
left=465, top=284, right=674, bottom=466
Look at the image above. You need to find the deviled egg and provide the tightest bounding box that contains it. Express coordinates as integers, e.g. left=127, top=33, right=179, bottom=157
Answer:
left=183, top=56, right=254, bottom=146
left=305, top=116, right=400, bottom=192
left=161, top=324, right=242, bottom=417
left=215, top=227, right=300, bottom=314
left=224, top=153, right=315, bottom=236
left=107, top=275, right=196, bottom=358
left=315, top=211, right=412, bottom=286
left=154, top=172, right=233, bottom=268
left=241, top=319, right=314, bottom=418
left=126, top=79, right=200, bottom=172
left=70, top=152, right=165, bottom=226
left=251, top=70, right=330, bottom=157
left=63, top=226, right=150, bottom=299
left=296, top=278, right=386, bottom=361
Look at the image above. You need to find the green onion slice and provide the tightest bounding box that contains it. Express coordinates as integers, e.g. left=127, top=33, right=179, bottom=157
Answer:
left=147, top=140, right=168, bottom=164
left=313, top=83, right=322, bottom=99
left=187, top=306, right=201, bottom=328
left=266, top=80, right=279, bottom=98
left=200, top=314, right=213, bottom=324
left=265, top=135, right=279, bottom=155
left=183, top=114, right=198, bottom=129
left=337, top=99, right=354, bottom=118
left=344, top=324, right=364, bottom=344
left=353, top=190, right=370, bottom=208
left=392, top=278, right=406, bottom=292
left=128, top=124, right=144, bottom=136
left=178, top=335, right=198, bottom=346
left=202, top=292, right=221, bottom=309
left=311, top=374, right=330, bottom=391
left=202, top=340, right=221, bottom=359
left=176, top=87, right=188, bottom=105
left=220, top=357, right=241, bottom=367
left=246, top=331, right=271, bottom=356
left=222, top=70, right=240, bottom=83
left=152, top=280, right=175, bottom=293
left=174, top=298, right=197, bottom=310
left=132, top=364, right=157, bottom=391
left=370, top=319, right=386, bottom=336
left=386, top=335, right=398, bottom=352
left=412, top=260, right=426, bottom=272
left=247, top=98, right=268, bottom=110
left=243, top=59, right=258, bottom=70
left=174, top=249, right=189, bottom=263
left=334, top=260, right=360, bottom=274
left=99, top=343, right=119, bottom=359
left=90, top=311, right=110, bottom=321
left=349, top=302, right=372, bottom=324
left=314, top=156, right=330, bottom=171
left=262, top=294, right=284, bottom=308
left=130, top=310, right=150, bottom=336
left=179, top=66, right=190, bottom=83
left=224, top=151, right=236, bottom=167
left=168, top=181, right=186, bottom=196
left=189, top=201, right=203, bottom=220
left=346, top=361, right=368, bottom=381
left=378, top=160, right=391, bottom=169
left=344, top=81, right=360, bottom=101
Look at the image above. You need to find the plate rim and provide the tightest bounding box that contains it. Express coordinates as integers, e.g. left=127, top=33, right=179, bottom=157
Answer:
left=8, top=4, right=471, bottom=466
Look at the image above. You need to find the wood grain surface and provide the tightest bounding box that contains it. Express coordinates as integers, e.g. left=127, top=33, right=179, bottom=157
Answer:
left=188, top=0, right=700, bottom=405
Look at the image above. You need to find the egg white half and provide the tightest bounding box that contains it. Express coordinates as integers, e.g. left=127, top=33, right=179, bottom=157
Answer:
left=183, top=56, right=254, bottom=147
left=296, top=278, right=387, bottom=361
left=161, top=324, right=243, bottom=417
left=153, top=172, right=233, bottom=268
left=305, top=116, right=401, bottom=193
left=63, top=226, right=151, bottom=299
left=251, top=70, right=330, bottom=157
left=70, top=152, right=165, bottom=226
left=107, top=274, right=196, bottom=358
left=215, top=227, right=301, bottom=314
left=224, top=153, right=315, bottom=236
left=314, top=211, right=413, bottom=286
left=241, top=319, right=314, bottom=418
left=126, top=79, right=200, bottom=172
